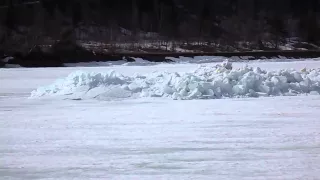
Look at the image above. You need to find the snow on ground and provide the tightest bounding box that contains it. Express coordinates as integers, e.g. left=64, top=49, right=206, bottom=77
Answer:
left=1, top=58, right=320, bottom=180
left=1, top=56, right=14, bottom=63
left=278, top=45, right=294, bottom=50
left=4, top=64, right=22, bottom=68
left=64, top=58, right=159, bottom=67
left=166, top=56, right=228, bottom=64
left=64, top=56, right=228, bottom=67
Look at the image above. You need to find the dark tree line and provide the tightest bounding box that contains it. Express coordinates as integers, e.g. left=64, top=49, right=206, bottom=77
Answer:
left=0, top=0, right=319, bottom=53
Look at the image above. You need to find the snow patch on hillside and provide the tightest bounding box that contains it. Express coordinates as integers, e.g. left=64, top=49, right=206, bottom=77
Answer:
left=31, top=60, right=320, bottom=100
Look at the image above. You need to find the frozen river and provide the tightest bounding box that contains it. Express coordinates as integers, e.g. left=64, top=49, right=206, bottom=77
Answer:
left=1, top=59, right=320, bottom=180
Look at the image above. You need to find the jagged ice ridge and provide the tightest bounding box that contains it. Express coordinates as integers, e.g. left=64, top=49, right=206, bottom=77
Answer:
left=30, top=61, right=320, bottom=100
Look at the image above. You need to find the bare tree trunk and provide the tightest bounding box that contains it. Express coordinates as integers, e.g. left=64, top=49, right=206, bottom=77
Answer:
left=131, top=0, right=139, bottom=36
left=6, top=0, right=14, bottom=34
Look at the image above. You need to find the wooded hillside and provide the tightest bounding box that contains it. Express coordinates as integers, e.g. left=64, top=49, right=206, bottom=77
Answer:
left=0, top=0, right=320, bottom=54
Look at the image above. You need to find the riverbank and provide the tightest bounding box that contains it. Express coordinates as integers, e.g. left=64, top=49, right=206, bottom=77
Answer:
left=2, top=49, right=320, bottom=68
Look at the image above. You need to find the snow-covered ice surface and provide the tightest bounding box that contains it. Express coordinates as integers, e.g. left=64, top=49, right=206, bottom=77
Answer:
left=1, top=59, right=320, bottom=180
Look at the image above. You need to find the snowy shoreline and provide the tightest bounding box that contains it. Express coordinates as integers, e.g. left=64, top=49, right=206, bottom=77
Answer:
left=2, top=50, right=320, bottom=68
